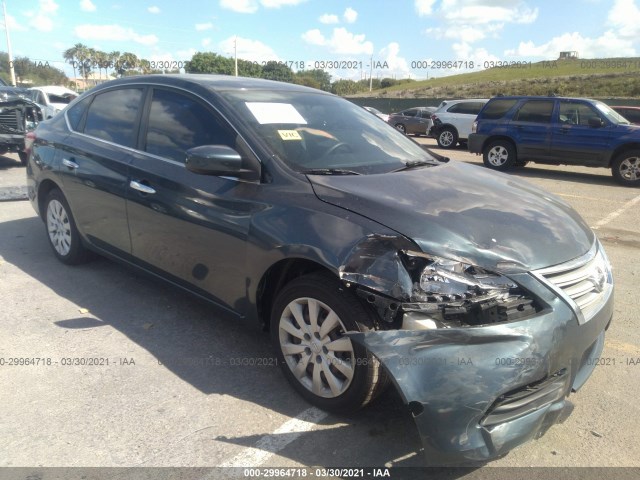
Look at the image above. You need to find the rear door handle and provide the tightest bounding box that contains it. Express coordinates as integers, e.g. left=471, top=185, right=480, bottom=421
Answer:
left=62, top=158, right=79, bottom=169
left=130, top=180, right=156, bottom=195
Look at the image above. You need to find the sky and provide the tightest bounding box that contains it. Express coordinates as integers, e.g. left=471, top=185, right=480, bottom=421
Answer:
left=3, top=0, right=640, bottom=81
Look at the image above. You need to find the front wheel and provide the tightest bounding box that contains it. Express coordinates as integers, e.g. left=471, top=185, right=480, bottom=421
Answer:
left=44, top=189, right=90, bottom=265
left=394, top=123, right=406, bottom=134
left=612, top=150, right=640, bottom=186
left=437, top=127, right=458, bottom=149
left=483, top=140, right=517, bottom=171
left=271, top=273, right=384, bottom=413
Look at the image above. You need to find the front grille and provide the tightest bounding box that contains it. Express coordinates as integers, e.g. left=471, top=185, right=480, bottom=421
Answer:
left=482, top=369, right=568, bottom=427
left=533, top=242, right=612, bottom=324
left=0, top=110, right=22, bottom=132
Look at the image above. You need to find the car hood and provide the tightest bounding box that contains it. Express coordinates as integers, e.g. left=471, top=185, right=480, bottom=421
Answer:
left=308, top=161, right=594, bottom=273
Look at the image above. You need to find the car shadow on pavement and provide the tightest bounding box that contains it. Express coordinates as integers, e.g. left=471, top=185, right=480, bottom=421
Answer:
left=503, top=166, right=618, bottom=187
left=0, top=155, right=22, bottom=171
left=0, top=214, right=483, bottom=475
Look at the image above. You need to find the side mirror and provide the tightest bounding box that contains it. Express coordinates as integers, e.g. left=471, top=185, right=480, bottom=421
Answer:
left=185, top=145, right=258, bottom=180
left=588, top=117, right=604, bottom=128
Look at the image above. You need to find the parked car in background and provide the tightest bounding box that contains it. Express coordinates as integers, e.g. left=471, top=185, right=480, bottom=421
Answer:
left=26, top=75, right=613, bottom=465
left=28, top=86, right=78, bottom=119
left=362, top=106, right=389, bottom=122
left=611, top=105, right=640, bottom=126
left=387, top=106, right=436, bottom=136
left=0, top=85, right=42, bottom=164
left=429, top=99, right=488, bottom=149
left=469, top=95, right=640, bottom=186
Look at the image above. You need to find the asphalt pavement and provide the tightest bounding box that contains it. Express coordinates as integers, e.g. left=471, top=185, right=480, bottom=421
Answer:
left=1, top=146, right=639, bottom=479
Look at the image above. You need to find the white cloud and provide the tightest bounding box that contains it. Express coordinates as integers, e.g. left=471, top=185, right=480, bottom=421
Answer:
left=74, top=24, right=159, bottom=46
left=30, top=15, right=54, bottom=32
left=439, top=0, right=538, bottom=25
left=302, top=29, right=326, bottom=46
left=195, top=22, right=214, bottom=31
left=319, top=13, right=339, bottom=24
left=80, top=0, right=96, bottom=12
left=415, top=0, right=436, bottom=16
left=343, top=7, right=357, bottom=23
left=302, top=27, right=373, bottom=55
left=219, top=0, right=259, bottom=13
left=260, top=0, right=307, bottom=7
left=4, top=14, right=27, bottom=31
left=378, top=42, right=411, bottom=78
left=202, top=38, right=212, bottom=47
left=40, top=0, right=59, bottom=14
left=147, top=5, right=160, bottom=14
left=505, top=31, right=636, bottom=58
left=219, top=36, right=279, bottom=62
left=219, top=0, right=306, bottom=13
left=607, top=0, right=640, bottom=38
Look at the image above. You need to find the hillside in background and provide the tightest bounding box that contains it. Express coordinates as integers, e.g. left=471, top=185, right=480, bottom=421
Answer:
left=354, top=58, right=640, bottom=99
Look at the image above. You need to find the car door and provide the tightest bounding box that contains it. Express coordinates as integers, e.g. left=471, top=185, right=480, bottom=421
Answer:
left=550, top=100, right=613, bottom=165
left=126, top=87, right=259, bottom=314
left=507, top=99, right=554, bottom=161
left=58, top=87, right=145, bottom=255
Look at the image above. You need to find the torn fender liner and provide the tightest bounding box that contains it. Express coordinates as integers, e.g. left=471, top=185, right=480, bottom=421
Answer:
left=346, top=296, right=611, bottom=466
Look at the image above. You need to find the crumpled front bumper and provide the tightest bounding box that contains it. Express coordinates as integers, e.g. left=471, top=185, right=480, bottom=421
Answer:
left=347, top=273, right=614, bottom=466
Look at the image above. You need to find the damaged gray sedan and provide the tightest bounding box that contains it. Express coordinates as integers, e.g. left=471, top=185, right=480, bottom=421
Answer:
left=26, top=75, right=613, bottom=466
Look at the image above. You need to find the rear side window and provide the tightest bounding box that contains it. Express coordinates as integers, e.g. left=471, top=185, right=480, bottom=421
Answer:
left=66, top=95, right=92, bottom=131
left=480, top=99, right=518, bottom=120
left=514, top=100, right=554, bottom=123
left=449, top=102, right=486, bottom=115
left=83, top=88, right=144, bottom=147
left=144, top=88, right=236, bottom=163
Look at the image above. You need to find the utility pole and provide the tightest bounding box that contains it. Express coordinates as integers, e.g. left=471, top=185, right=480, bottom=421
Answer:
left=2, top=0, right=17, bottom=86
left=234, top=36, right=238, bottom=77
left=369, top=55, right=373, bottom=92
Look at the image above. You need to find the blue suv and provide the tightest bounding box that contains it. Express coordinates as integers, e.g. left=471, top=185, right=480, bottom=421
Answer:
left=468, top=96, right=640, bottom=186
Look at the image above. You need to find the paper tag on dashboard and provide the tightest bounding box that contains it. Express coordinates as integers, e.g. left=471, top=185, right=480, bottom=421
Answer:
left=278, top=130, right=302, bottom=141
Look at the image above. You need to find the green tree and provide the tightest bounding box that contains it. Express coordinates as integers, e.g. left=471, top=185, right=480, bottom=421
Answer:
left=108, top=51, right=121, bottom=78
left=294, top=68, right=331, bottom=91
left=261, top=61, right=293, bottom=82
left=331, top=79, right=366, bottom=95
left=185, top=52, right=234, bottom=74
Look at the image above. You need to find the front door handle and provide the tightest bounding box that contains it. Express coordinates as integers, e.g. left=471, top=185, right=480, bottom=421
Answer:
left=130, top=180, right=156, bottom=195
left=62, top=158, right=79, bottom=169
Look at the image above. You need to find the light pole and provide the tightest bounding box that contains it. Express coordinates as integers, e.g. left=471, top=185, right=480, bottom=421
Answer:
left=2, top=0, right=17, bottom=86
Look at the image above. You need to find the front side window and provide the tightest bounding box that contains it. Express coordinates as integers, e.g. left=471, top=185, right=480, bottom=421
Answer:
left=514, top=100, right=554, bottom=123
left=83, top=88, right=144, bottom=147
left=144, top=89, right=236, bottom=163
left=401, top=109, right=417, bottom=117
left=559, top=102, right=602, bottom=126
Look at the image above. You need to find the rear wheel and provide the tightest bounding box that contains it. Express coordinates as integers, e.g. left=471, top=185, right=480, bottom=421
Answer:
left=612, top=150, right=640, bottom=186
left=271, top=273, right=385, bottom=413
left=483, top=140, right=517, bottom=171
left=44, top=189, right=90, bottom=265
left=437, top=127, right=458, bottom=149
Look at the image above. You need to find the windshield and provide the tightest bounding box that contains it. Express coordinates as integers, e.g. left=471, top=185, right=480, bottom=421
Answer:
left=220, top=90, right=439, bottom=174
left=595, top=101, right=630, bottom=125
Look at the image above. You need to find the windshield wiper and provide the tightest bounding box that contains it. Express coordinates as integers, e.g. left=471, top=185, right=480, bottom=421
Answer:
left=391, top=160, right=440, bottom=172
left=301, top=168, right=361, bottom=175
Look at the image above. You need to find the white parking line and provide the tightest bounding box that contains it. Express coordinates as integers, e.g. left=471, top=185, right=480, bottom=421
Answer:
left=592, top=193, right=640, bottom=229
left=218, top=407, right=328, bottom=468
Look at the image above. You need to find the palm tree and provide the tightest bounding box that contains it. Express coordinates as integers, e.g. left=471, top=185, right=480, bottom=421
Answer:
left=93, top=50, right=108, bottom=82
left=73, top=43, right=90, bottom=84
left=63, top=46, right=78, bottom=89
left=108, top=51, right=120, bottom=78
left=119, top=52, right=139, bottom=76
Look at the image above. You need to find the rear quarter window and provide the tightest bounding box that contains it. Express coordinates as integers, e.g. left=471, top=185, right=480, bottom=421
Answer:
left=480, top=99, right=518, bottom=120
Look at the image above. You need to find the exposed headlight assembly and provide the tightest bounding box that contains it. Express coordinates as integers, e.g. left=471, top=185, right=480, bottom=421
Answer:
left=401, top=252, right=537, bottom=329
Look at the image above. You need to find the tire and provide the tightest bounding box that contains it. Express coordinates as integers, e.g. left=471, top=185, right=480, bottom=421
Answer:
left=514, top=160, right=529, bottom=167
left=271, top=273, right=385, bottom=413
left=483, top=140, right=517, bottom=171
left=437, top=127, right=458, bottom=149
left=394, top=123, right=406, bottom=134
left=18, top=151, right=28, bottom=166
left=44, top=189, right=90, bottom=265
left=611, top=150, right=640, bottom=186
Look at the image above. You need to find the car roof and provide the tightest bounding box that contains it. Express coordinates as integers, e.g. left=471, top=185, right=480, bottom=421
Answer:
left=487, top=95, right=599, bottom=102
left=88, top=74, right=329, bottom=95
left=31, top=85, right=78, bottom=96
left=611, top=105, right=640, bottom=110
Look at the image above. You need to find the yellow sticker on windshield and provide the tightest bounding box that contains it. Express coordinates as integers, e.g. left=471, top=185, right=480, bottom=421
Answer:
left=278, top=130, right=302, bottom=141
